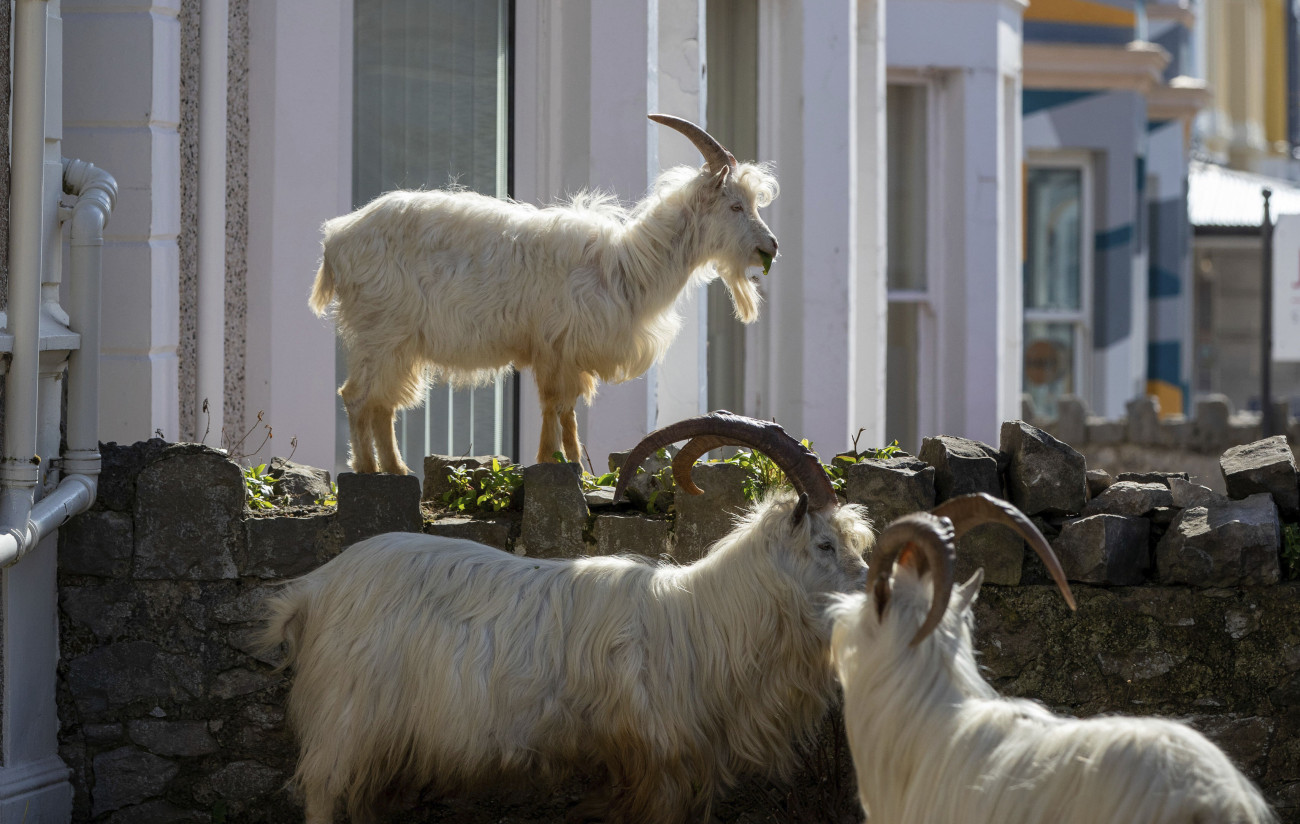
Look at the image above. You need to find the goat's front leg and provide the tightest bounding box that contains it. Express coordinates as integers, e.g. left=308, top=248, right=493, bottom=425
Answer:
left=560, top=404, right=582, bottom=464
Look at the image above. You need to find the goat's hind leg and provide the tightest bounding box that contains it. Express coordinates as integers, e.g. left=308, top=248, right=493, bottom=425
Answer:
left=340, top=379, right=378, bottom=474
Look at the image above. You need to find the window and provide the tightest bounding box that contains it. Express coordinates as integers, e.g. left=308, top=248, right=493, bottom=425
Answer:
left=347, top=0, right=515, bottom=466
left=1023, top=159, right=1092, bottom=418
left=885, top=82, right=933, bottom=453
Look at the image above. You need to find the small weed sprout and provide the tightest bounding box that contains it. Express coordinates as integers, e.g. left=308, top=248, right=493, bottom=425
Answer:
left=442, top=458, right=523, bottom=513
left=243, top=463, right=279, bottom=510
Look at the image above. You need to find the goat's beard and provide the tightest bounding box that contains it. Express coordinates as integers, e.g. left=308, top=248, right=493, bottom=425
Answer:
left=717, top=263, right=762, bottom=323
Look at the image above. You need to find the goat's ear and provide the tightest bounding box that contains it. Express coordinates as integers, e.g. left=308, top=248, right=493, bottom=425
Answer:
left=709, top=165, right=730, bottom=190
left=953, top=568, right=984, bottom=614
left=791, top=492, right=810, bottom=528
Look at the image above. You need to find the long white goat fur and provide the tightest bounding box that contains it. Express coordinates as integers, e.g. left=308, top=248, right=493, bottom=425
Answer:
left=262, top=493, right=870, bottom=823
left=830, top=567, right=1276, bottom=824
left=310, top=160, right=778, bottom=471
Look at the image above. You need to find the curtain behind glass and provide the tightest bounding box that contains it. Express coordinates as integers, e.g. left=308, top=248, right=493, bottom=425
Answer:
left=347, top=0, right=514, bottom=467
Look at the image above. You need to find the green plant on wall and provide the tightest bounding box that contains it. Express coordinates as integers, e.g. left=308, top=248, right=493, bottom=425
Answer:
left=1283, top=523, right=1300, bottom=580
left=242, top=463, right=279, bottom=510
left=442, top=459, right=523, bottom=513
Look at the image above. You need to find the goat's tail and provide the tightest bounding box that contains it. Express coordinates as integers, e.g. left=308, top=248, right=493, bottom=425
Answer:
left=308, top=258, right=336, bottom=317
left=257, top=583, right=311, bottom=673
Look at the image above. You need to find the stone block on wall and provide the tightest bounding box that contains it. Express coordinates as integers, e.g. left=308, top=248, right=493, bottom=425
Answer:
left=133, top=447, right=243, bottom=580
left=608, top=446, right=676, bottom=511
left=673, top=463, right=749, bottom=563
left=1000, top=421, right=1087, bottom=516
left=842, top=455, right=935, bottom=528
left=1083, top=481, right=1174, bottom=518
left=593, top=514, right=673, bottom=559
left=1054, top=395, right=1088, bottom=446
left=240, top=511, right=338, bottom=578
left=1194, top=394, right=1233, bottom=451
left=60, top=509, right=134, bottom=578
left=1126, top=396, right=1161, bottom=445
left=1220, top=436, right=1300, bottom=521
left=919, top=435, right=1002, bottom=502
left=520, top=462, right=588, bottom=558
left=266, top=457, right=331, bottom=506
left=1055, top=513, right=1150, bottom=585
left=335, top=472, right=423, bottom=546
left=1156, top=494, right=1281, bottom=587
left=424, top=517, right=513, bottom=552
left=954, top=521, right=1024, bottom=587
left=1086, top=469, right=1115, bottom=500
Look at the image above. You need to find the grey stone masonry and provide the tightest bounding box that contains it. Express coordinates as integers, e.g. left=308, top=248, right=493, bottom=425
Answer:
left=133, top=447, right=243, bottom=580
left=424, top=517, right=513, bottom=552
left=266, top=456, right=331, bottom=506
left=1194, top=394, right=1234, bottom=451
left=520, top=462, right=588, bottom=558
left=673, top=463, right=750, bottom=563
left=1083, top=481, right=1174, bottom=518
left=1156, top=493, right=1282, bottom=587
left=239, top=511, right=336, bottom=579
left=1055, top=514, right=1150, bottom=585
left=1054, top=395, right=1088, bottom=446
left=1221, top=436, right=1300, bottom=521
left=336, top=471, right=423, bottom=546
left=842, top=456, right=936, bottom=528
left=1170, top=477, right=1229, bottom=509
left=919, top=435, right=1002, bottom=502
left=593, top=514, right=673, bottom=559
left=954, top=521, right=1026, bottom=587
left=1000, top=420, right=1087, bottom=516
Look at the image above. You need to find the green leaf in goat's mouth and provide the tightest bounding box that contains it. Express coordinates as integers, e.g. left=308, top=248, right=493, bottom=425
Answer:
left=758, top=251, right=774, bottom=276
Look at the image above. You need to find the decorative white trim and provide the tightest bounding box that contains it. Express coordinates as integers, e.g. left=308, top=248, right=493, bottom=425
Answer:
left=1147, top=76, right=1212, bottom=122
left=1022, top=41, right=1171, bottom=92
left=0, top=756, right=71, bottom=801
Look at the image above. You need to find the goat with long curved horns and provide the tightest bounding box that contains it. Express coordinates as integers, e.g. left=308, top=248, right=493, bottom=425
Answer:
left=831, top=493, right=1275, bottom=824
left=312, top=115, right=779, bottom=472
left=262, top=412, right=871, bottom=824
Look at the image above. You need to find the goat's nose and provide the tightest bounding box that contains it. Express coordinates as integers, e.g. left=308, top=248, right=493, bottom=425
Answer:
left=771, top=237, right=779, bottom=253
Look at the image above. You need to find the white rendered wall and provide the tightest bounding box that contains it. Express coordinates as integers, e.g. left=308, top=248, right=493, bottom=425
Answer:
left=751, top=0, right=887, bottom=455
left=514, top=0, right=711, bottom=466
left=887, top=0, right=1026, bottom=445
left=63, top=0, right=182, bottom=443
left=244, top=0, right=351, bottom=472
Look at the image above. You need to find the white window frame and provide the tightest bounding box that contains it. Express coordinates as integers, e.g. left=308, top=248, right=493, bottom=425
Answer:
left=1024, top=151, right=1094, bottom=410
left=885, top=71, right=946, bottom=450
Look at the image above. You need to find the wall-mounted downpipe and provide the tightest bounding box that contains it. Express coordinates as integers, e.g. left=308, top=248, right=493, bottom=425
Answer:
left=196, top=0, right=228, bottom=444
left=0, top=135, right=117, bottom=565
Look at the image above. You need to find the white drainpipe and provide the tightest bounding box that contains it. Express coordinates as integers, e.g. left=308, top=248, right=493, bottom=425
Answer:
left=0, top=1, right=118, bottom=567
left=0, top=0, right=52, bottom=558
left=196, top=0, right=228, bottom=445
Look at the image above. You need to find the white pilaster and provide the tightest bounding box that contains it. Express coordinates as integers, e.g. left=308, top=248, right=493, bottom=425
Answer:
left=244, top=0, right=351, bottom=472
left=63, top=0, right=182, bottom=442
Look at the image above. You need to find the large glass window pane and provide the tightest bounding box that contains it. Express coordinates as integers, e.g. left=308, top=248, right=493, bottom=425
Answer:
left=1025, top=168, right=1082, bottom=311
left=887, top=85, right=928, bottom=292
left=347, top=0, right=515, bottom=467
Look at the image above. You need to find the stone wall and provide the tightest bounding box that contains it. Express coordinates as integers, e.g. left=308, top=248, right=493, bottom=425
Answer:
left=54, top=429, right=1300, bottom=822
left=1038, top=393, right=1300, bottom=494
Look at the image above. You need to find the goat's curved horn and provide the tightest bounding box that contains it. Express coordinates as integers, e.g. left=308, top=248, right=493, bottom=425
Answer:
left=649, top=113, right=738, bottom=173
left=613, top=411, right=838, bottom=511
left=865, top=514, right=957, bottom=646
left=930, top=493, right=1077, bottom=611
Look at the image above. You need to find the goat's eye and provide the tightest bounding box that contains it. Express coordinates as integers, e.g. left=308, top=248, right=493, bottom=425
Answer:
left=730, top=203, right=744, bottom=212
left=818, top=540, right=835, bottom=553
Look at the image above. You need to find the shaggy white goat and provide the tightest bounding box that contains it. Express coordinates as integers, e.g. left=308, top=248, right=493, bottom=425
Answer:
left=830, top=493, right=1276, bottom=824
left=262, top=413, right=869, bottom=824
left=310, top=115, right=779, bottom=473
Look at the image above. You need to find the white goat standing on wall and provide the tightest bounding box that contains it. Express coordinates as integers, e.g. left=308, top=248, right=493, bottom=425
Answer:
left=261, top=412, right=870, bottom=824
left=310, top=115, right=779, bottom=473
left=830, top=493, right=1277, bottom=824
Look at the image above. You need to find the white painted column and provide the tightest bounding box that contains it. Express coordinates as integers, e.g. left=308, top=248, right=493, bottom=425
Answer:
left=244, top=0, right=351, bottom=472
left=854, top=0, right=890, bottom=449
left=63, top=0, right=182, bottom=442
